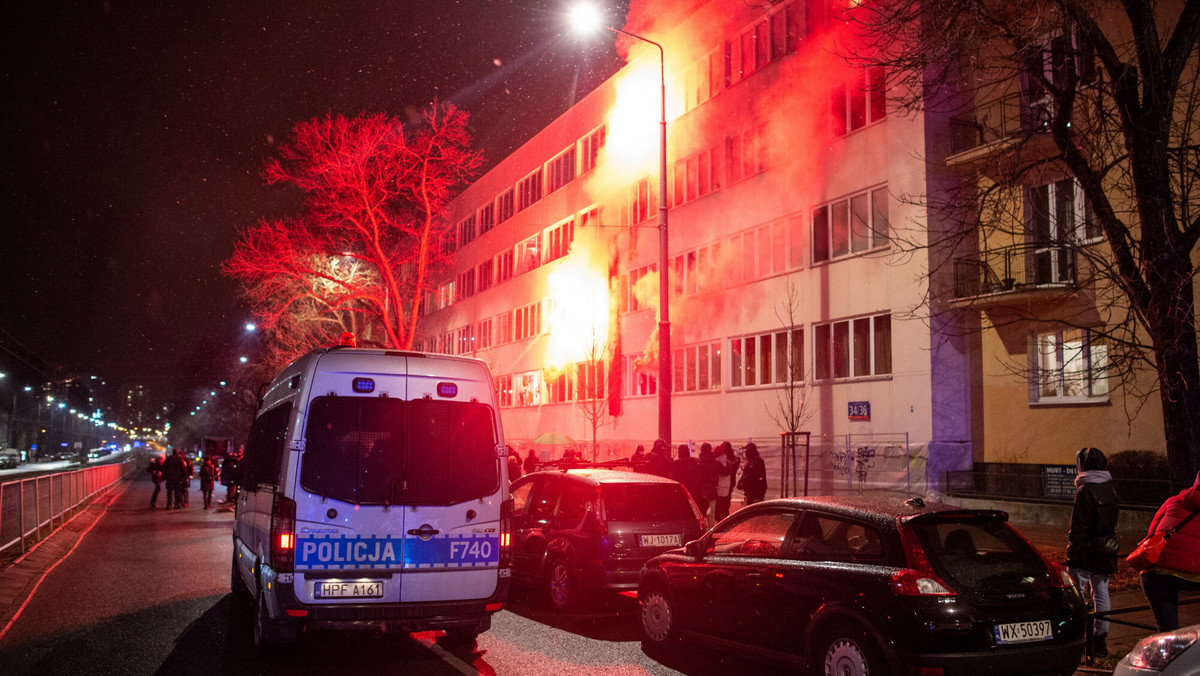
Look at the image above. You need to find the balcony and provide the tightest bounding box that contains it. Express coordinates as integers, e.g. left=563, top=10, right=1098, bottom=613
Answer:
left=946, top=92, right=1060, bottom=174
left=950, top=242, right=1077, bottom=307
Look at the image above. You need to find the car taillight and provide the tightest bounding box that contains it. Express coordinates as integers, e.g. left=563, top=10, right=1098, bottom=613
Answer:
left=1046, top=560, right=1075, bottom=588
left=498, top=498, right=513, bottom=568
left=270, top=492, right=296, bottom=574
left=891, top=521, right=956, bottom=596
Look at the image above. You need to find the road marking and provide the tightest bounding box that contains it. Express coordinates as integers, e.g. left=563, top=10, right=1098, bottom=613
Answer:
left=0, top=480, right=131, bottom=642
left=413, top=632, right=479, bottom=675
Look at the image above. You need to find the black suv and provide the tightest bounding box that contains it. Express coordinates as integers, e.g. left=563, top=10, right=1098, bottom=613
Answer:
left=509, top=467, right=705, bottom=612
left=637, top=496, right=1087, bottom=675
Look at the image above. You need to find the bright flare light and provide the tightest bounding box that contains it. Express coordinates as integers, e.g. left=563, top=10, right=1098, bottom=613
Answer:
left=546, top=256, right=611, bottom=369
left=604, top=62, right=660, bottom=176
left=569, top=3, right=603, bottom=35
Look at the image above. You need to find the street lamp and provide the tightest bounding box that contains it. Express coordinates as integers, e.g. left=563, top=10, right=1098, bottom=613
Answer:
left=571, top=3, right=672, bottom=443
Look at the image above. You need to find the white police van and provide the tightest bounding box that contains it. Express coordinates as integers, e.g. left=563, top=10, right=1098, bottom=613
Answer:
left=231, top=342, right=512, bottom=648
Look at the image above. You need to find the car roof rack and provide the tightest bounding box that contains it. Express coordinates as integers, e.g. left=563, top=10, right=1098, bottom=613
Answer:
left=538, top=458, right=646, bottom=473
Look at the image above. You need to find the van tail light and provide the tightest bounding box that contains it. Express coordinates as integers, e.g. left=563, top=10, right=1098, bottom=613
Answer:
left=891, top=521, right=956, bottom=597
left=270, top=493, right=297, bottom=574
left=498, top=498, right=513, bottom=569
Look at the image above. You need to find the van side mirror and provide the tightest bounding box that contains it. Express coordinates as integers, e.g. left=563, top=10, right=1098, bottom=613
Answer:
left=685, top=539, right=705, bottom=559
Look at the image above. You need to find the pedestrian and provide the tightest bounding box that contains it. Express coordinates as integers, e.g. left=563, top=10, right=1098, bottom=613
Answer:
left=161, top=449, right=186, bottom=509
left=697, top=443, right=720, bottom=527
left=524, top=448, right=539, bottom=474
left=671, top=444, right=706, bottom=517
left=1066, top=447, right=1120, bottom=656
left=1138, top=470, right=1200, bottom=632
left=630, top=444, right=646, bottom=468
left=221, top=449, right=241, bottom=502
left=199, top=457, right=217, bottom=509
left=147, top=455, right=163, bottom=508
left=506, top=446, right=522, bottom=483
left=182, top=453, right=194, bottom=507
left=714, top=441, right=739, bottom=521
left=737, top=443, right=766, bottom=505
left=645, top=439, right=672, bottom=478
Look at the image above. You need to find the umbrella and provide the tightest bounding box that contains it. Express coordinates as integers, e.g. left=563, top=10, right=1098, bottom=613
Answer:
left=532, top=432, right=576, bottom=445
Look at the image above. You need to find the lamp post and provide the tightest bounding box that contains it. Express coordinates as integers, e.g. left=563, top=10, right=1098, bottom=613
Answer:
left=571, top=4, right=672, bottom=443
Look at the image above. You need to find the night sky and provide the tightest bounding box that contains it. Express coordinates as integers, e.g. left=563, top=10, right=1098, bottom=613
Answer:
left=0, top=0, right=627, bottom=400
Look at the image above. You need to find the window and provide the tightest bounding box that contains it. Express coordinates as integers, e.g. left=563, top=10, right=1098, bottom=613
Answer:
left=706, top=509, right=795, bottom=558
left=457, top=214, right=477, bottom=248
left=456, top=324, right=474, bottom=355
left=625, top=178, right=650, bottom=226
left=673, top=341, right=722, bottom=393
left=547, top=367, right=571, bottom=404
left=496, top=249, right=514, bottom=284
left=455, top=270, right=475, bottom=301
left=625, top=264, right=655, bottom=312
left=624, top=356, right=657, bottom=396
left=814, top=314, right=891, bottom=380
left=497, top=374, right=513, bottom=407
left=545, top=218, right=574, bottom=262
left=478, top=203, right=495, bottom=235
left=514, top=302, right=542, bottom=341
left=477, top=259, right=494, bottom=292
left=726, top=126, right=770, bottom=184
left=729, top=330, right=802, bottom=388
left=477, top=318, right=492, bottom=350
left=578, top=205, right=600, bottom=229
left=575, top=360, right=606, bottom=401
left=1028, top=178, right=1095, bottom=284
left=299, top=396, right=497, bottom=506
left=498, top=312, right=513, bottom=344
left=496, top=188, right=515, bottom=223
left=517, top=168, right=543, bottom=211
left=517, top=234, right=541, bottom=275
left=790, top=513, right=885, bottom=562
left=1033, top=328, right=1107, bottom=401
left=831, top=66, right=887, bottom=137
left=546, top=146, right=577, bottom=194
left=579, top=125, right=606, bottom=173
left=672, top=146, right=721, bottom=207
left=514, top=370, right=542, bottom=407
left=242, top=402, right=292, bottom=487
left=813, top=187, right=889, bottom=263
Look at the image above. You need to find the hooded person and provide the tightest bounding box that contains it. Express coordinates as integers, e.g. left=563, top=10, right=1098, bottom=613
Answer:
left=645, top=439, right=672, bottom=478
left=1139, top=470, right=1200, bottom=631
left=1066, top=447, right=1119, bottom=655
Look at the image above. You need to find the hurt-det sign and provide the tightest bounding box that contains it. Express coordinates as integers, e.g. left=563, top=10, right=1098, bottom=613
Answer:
left=296, top=534, right=499, bottom=570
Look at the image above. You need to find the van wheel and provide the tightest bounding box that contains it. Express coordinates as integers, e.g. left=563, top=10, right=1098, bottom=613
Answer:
left=639, top=584, right=680, bottom=647
left=814, top=627, right=887, bottom=676
left=546, top=557, right=580, bottom=612
left=253, top=595, right=296, bottom=651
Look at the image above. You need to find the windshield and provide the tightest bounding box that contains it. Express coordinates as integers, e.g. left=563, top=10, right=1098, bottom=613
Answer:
left=300, top=396, right=498, bottom=506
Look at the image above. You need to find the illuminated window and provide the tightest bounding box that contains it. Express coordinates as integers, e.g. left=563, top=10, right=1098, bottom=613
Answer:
left=672, top=145, right=721, bottom=207
left=456, top=325, right=475, bottom=355
left=625, top=179, right=650, bottom=226
left=814, top=314, right=891, bottom=381
left=729, top=330, right=802, bottom=389
left=813, top=186, right=889, bottom=264
left=516, top=235, right=541, bottom=275
left=579, top=125, right=606, bottom=174
left=1028, top=178, right=1096, bottom=284
left=545, top=218, right=574, bottom=262
left=1033, top=328, right=1108, bottom=402
left=673, top=342, right=723, bottom=392
left=624, top=356, right=657, bottom=396
left=496, top=249, right=514, bottom=284
left=515, top=371, right=542, bottom=407
left=497, top=375, right=513, bottom=407
left=832, top=67, right=887, bottom=137
left=575, top=361, right=606, bottom=401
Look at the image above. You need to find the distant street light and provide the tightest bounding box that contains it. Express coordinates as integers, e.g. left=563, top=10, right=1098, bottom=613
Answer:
left=570, top=3, right=672, bottom=443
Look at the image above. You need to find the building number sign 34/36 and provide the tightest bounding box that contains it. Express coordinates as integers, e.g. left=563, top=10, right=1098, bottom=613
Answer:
left=848, top=401, right=870, bottom=421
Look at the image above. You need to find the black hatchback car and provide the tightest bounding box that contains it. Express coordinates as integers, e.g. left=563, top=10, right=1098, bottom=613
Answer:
left=509, top=468, right=705, bottom=612
left=637, top=496, right=1087, bottom=676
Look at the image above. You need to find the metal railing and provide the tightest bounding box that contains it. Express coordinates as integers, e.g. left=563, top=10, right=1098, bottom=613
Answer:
left=946, top=470, right=1171, bottom=508
left=953, top=242, right=1077, bottom=299
left=1083, top=597, right=1200, bottom=665
left=948, top=91, right=1052, bottom=156
left=0, top=458, right=138, bottom=556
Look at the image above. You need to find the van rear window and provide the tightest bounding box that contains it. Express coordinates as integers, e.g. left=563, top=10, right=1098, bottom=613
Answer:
left=601, top=483, right=696, bottom=522
left=300, top=396, right=499, bottom=506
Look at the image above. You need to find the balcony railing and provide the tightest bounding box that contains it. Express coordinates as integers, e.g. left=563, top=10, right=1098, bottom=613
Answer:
left=952, top=242, right=1077, bottom=300
left=948, top=91, right=1054, bottom=157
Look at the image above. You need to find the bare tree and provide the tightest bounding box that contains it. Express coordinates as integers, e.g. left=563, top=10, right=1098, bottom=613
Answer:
left=766, top=280, right=816, bottom=435
left=575, top=324, right=614, bottom=462
left=848, top=0, right=1200, bottom=489
left=223, top=107, right=481, bottom=368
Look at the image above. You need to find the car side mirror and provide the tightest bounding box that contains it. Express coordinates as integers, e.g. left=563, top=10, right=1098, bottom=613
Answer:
left=685, top=539, right=705, bottom=559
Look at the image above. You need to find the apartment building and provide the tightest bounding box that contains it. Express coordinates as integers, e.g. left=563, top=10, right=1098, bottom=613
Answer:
left=417, top=0, right=990, bottom=496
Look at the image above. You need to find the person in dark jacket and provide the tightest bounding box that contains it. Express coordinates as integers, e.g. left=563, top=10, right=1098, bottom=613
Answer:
left=1139, top=470, right=1200, bottom=631
left=713, top=442, right=739, bottom=521
left=644, top=439, right=672, bottom=478
left=147, top=456, right=163, bottom=509
left=1066, top=447, right=1119, bottom=655
left=161, top=449, right=186, bottom=510
left=199, top=457, right=217, bottom=509
left=523, top=449, right=539, bottom=475
left=738, top=443, right=767, bottom=505
left=671, top=444, right=706, bottom=516
left=221, top=451, right=241, bottom=502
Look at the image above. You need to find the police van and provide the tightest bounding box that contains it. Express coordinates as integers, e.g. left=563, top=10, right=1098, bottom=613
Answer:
left=231, top=341, right=512, bottom=648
